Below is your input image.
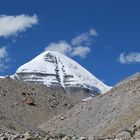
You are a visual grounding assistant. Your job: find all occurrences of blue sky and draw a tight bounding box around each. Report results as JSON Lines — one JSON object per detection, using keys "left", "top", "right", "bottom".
{"left": 0, "top": 0, "right": 139, "bottom": 86}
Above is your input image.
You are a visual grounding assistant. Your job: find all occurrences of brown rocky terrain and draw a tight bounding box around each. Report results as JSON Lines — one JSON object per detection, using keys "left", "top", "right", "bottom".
{"left": 39, "top": 73, "right": 140, "bottom": 139}
{"left": 0, "top": 78, "right": 79, "bottom": 133}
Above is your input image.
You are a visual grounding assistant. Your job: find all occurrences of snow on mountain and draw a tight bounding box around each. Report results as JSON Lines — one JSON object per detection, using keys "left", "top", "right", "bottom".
{"left": 14, "top": 51, "right": 111, "bottom": 95}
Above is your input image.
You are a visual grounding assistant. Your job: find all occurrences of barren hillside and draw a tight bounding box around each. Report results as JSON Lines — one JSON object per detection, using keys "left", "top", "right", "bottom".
{"left": 40, "top": 73, "right": 140, "bottom": 139}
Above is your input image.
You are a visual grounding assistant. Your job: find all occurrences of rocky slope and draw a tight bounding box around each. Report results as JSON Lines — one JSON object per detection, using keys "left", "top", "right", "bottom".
{"left": 0, "top": 78, "right": 79, "bottom": 133}
{"left": 0, "top": 65, "right": 140, "bottom": 139}
{"left": 39, "top": 73, "right": 140, "bottom": 139}
{"left": 13, "top": 51, "right": 110, "bottom": 98}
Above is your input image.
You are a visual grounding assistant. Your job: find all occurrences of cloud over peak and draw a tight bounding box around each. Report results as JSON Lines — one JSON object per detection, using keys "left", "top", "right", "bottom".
{"left": 46, "top": 41, "right": 72, "bottom": 55}
{"left": 0, "top": 14, "right": 38, "bottom": 37}
{"left": 45, "top": 29, "right": 97, "bottom": 58}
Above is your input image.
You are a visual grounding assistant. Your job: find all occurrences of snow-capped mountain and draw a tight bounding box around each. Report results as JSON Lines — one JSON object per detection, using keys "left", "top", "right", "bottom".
{"left": 13, "top": 51, "right": 111, "bottom": 96}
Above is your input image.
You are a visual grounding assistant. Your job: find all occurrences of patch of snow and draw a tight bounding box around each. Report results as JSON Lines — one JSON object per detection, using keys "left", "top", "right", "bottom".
{"left": 82, "top": 97, "right": 92, "bottom": 102}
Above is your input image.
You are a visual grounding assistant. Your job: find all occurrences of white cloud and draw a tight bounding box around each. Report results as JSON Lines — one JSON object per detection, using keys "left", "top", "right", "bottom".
{"left": 89, "top": 29, "right": 98, "bottom": 36}
{"left": 71, "top": 46, "right": 91, "bottom": 58}
{"left": 45, "top": 41, "right": 92, "bottom": 58}
{"left": 0, "top": 47, "right": 8, "bottom": 59}
{"left": 118, "top": 52, "right": 140, "bottom": 64}
{"left": 0, "top": 47, "right": 9, "bottom": 72}
{"left": 0, "top": 14, "right": 38, "bottom": 37}
{"left": 46, "top": 41, "right": 72, "bottom": 55}
{"left": 71, "top": 28, "right": 97, "bottom": 46}
{"left": 45, "top": 29, "right": 96, "bottom": 58}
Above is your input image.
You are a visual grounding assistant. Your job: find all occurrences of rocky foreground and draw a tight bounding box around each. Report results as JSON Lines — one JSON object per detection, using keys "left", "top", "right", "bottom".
{"left": 1, "top": 124, "right": 140, "bottom": 140}
{"left": 0, "top": 128, "right": 114, "bottom": 140}
{"left": 0, "top": 73, "right": 140, "bottom": 140}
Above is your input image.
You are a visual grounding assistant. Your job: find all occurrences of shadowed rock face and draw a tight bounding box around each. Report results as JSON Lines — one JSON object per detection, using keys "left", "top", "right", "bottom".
{"left": 39, "top": 73, "right": 140, "bottom": 138}
{"left": 65, "top": 87, "right": 100, "bottom": 99}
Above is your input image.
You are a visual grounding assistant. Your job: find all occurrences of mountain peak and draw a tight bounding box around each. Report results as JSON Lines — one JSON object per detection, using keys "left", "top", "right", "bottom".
{"left": 14, "top": 50, "right": 111, "bottom": 97}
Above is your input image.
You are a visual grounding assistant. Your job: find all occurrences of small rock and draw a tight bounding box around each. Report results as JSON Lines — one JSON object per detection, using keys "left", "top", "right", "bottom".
{"left": 25, "top": 96, "right": 36, "bottom": 106}
{"left": 80, "top": 137, "right": 89, "bottom": 140}
{"left": 133, "top": 131, "right": 140, "bottom": 139}
{"left": 22, "top": 92, "right": 26, "bottom": 96}
{"left": 11, "top": 134, "right": 20, "bottom": 140}
{"left": 60, "top": 116, "right": 66, "bottom": 120}
{"left": 116, "top": 131, "right": 131, "bottom": 140}
{"left": 62, "top": 136, "right": 72, "bottom": 140}
{"left": 44, "top": 134, "right": 50, "bottom": 140}
{"left": 0, "top": 134, "right": 4, "bottom": 137}
{"left": 0, "top": 137, "right": 8, "bottom": 140}
{"left": 20, "top": 135, "right": 25, "bottom": 139}
{"left": 133, "top": 119, "right": 140, "bottom": 130}
{"left": 37, "top": 129, "right": 47, "bottom": 138}
{"left": 21, "top": 135, "right": 32, "bottom": 140}
{"left": 71, "top": 135, "right": 79, "bottom": 140}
